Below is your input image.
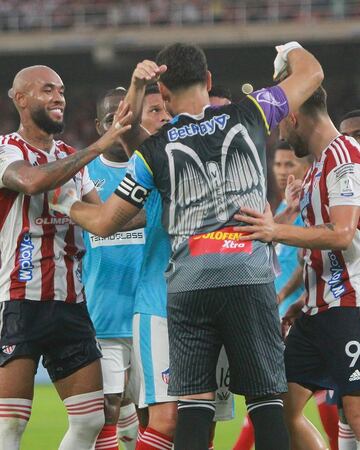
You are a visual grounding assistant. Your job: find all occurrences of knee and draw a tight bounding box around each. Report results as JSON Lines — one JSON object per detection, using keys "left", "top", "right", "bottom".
{"left": 149, "top": 404, "right": 177, "bottom": 436}
{"left": 104, "top": 393, "right": 122, "bottom": 424}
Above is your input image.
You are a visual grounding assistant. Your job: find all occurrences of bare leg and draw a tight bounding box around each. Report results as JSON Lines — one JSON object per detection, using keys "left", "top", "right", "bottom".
{"left": 284, "top": 383, "right": 328, "bottom": 450}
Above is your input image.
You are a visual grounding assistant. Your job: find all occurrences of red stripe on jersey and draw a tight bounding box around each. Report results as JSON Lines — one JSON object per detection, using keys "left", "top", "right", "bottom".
{"left": 64, "top": 225, "right": 76, "bottom": 303}
{"left": 0, "top": 189, "right": 19, "bottom": 232}
{"left": 9, "top": 195, "right": 31, "bottom": 300}
{"left": 33, "top": 150, "right": 56, "bottom": 301}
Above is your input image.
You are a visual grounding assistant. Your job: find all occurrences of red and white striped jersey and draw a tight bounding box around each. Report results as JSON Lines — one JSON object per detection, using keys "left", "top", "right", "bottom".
{"left": 300, "top": 135, "right": 360, "bottom": 315}
{"left": 0, "top": 132, "right": 94, "bottom": 303}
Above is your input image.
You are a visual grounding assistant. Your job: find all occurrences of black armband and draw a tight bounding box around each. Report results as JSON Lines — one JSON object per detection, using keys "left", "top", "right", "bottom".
{"left": 114, "top": 174, "right": 150, "bottom": 207}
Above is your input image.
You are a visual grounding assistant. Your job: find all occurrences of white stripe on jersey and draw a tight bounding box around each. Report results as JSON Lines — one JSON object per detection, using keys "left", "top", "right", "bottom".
{"left": 0, "top": 133, "right": 89, "bottom": 303}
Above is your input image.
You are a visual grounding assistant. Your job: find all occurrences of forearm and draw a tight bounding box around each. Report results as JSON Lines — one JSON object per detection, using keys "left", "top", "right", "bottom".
{"left": 119, "top": 209, "right": 146, "bottom": 231}
{"left": 278, "top": 266, "right": 303, "bottom": 302}
{"left": 70, "top": 195, "right": 141, "bottom": 238}
{"left": 4, "top": 145, "right": 101, "bottom": 195}
{"left": 274, "top": 223, "right": 349, "bottom": 250}
{"left": 121, "top": 83, "right": 149, "bottom": 155}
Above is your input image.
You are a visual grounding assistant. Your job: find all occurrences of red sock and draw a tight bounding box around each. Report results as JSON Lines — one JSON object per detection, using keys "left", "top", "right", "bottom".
{"left": 137, "top": 425, "right": 147, "bottom": 442}
{"left": 95, "top": 424, "right": 118, "bottom": 450}
{"left": 136, "top": 427, "right": 173, "bottom": 449}
{"left": 316, "top": 396, "right": 339, "bottom": 450}
{"left": 233, "top": 415, "right": 255, "bottom": 450}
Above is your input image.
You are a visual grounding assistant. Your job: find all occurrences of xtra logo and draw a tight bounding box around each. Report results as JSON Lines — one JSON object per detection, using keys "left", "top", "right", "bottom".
{"left": 161, "top": 368, "right": 170, "bottom": 384}
{"left": 1, "top": 344, "right": 16, "bottom": 355}
{"left": 18, "top": 233, "right": 34, "bottom": 282}
{"left": 328, "top": 252, "right": 346, "bottom": 298}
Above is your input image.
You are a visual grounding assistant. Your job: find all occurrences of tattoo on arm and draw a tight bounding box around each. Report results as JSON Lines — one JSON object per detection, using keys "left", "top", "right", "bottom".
{"left": 314, "top": 223, "right": 335, "bottom": 231}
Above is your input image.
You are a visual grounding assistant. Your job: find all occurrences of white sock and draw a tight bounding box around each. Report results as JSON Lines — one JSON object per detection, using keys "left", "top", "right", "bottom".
{"left": 339, "top": 421, "right": 356, "bottom": 450}
{"left": 59, "top": 390, "right": 105, "bottom": 450}
{"left": 117, "top": 403, "right": 139, "bottom": 450}
{"left": 356, "top": 440, "right": 360, "bottom": 450}
{"left": 0, "top": 398, "right": 32, "bottom": 450}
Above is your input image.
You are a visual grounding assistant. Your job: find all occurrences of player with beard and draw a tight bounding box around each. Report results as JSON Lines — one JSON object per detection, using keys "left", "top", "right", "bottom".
{"left": 0, "top": 65, "right": 132, "bottom": 450}
{"left": 340, "top": 110, "right": 360, "bottom": 145}
{"left": 49, "top": 42, "right": 323, "bottom": 450}
{"left": 235, "top": 87, "right": 360, "bottom": 450}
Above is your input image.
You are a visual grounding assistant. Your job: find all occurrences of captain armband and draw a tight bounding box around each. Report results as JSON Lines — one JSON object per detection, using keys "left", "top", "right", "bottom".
{"left": 114, "top": 174, "right": 150, "bottom": 207}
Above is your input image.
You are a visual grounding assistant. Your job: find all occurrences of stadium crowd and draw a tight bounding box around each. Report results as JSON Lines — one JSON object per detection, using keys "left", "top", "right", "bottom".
{"left": 0, "top": 0, "right": 358, "bottom": 31}
{"left": 1, "top": 34, "right": 360, "bottom": 450}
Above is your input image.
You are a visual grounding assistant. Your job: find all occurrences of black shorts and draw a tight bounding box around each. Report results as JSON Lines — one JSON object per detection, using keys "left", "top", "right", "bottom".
{"left": 285, "top": 307, "right": 360, "bottom": 397}
{"left": 0, "top": 300, "right": 102, "bottom": 382}
{"left": 167, "top": 283, "right": 287, "bottom": 398}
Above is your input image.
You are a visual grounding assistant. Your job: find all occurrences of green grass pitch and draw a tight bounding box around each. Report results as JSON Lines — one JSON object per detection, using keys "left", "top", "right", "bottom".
{"left": 20, "top": 384, "right": 326, "bottom": 450}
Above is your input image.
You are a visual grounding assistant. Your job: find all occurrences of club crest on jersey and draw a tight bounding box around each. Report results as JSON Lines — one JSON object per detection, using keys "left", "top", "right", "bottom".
{"left": 167, "top": 113, "right": 230, "bottom": 142}
{"left": 161, "top": 368, "right": 170, "bottom": 384}
{"left": 18, "top": 233, "right": 34, "bottom": 282}
{"left": 94, "top": 179, "right": 106, "bottom": 192}
{"left": 1, "top": 345, "right": 16, "bottom": 355}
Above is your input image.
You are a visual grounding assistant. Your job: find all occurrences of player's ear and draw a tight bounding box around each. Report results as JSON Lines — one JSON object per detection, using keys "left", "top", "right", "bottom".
{"left": 158, "top": 82, "right": 170, "bottom": 103}
{"left": 14, "top": 91, "right": 27, "bottom": 109}
{"left": 206, "top": 70, "right": 212, "bottom": 92}
{"left": 95, "top": 119, "right": 102, "bottom": 136}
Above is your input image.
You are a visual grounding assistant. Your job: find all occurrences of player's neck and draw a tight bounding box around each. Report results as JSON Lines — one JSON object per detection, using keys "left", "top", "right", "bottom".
{"left": 103, "top": 147, "right": 128, "bottom": 163}
{"left": 172, "top": 88, "right": 209, "bottom": 117}
{"left": 17, "top": 123, "right": 53, "bottom": 152}
{"left": 308, "top": 117, "right": 339, "bottom": 160}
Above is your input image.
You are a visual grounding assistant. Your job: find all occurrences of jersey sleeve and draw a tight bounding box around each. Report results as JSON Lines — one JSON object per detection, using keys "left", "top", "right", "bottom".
{"left": 327, "top": 162, "right": 360, "bottom": 207}
{"left": 81, "top": 166, "right": 95, "bottom": 198}
{"left": 114, "top": 150, "right": 155, "bottom": 208}
{"left": 247, "top": 86, "right": 289, "bottom": 133}
{"left": 0, "top": 144, "right": 25, "bottom": 188}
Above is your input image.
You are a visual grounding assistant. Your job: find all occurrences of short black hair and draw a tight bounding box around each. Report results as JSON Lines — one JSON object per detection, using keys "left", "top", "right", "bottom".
{"left": 299, "top": 86, "right": 328, "bottom": 117}
{"left": 96, "top": 86, "right": 127, "bottom": 119}
{"left": 274, "top": 141, "right": 292, "bottom": 151}
{"left": 209, "top": 85, "right": 232, "bottom": 101}
{"left": 340, "top": 109, "right": 360, "bottom": 122}
{"left": 156, "top": 43, "right": 208, "bottom": 92}
{"left": 145, "top": 83, "right": 160, "bottom": 96}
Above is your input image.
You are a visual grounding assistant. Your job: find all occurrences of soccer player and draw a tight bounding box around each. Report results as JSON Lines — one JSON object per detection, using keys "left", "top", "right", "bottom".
{"left": 209, "top": 85, "right": 232, "bottom": 106}
{"left": 235, "top": 86, "right": 360, "bottom": 450}
{"left": 82, "top": 87, "right": 146, "bottom": 450}
{"left": 0, "top": 65, "right": 131, "bottom": 450}
{"left": 340, "top": 110, "right": 360, "bottom": 144}
{"left": 234, "top": 141, "right": 339, "bottom": 450}
{"left": 129, "top": 82, "right": 234, "bottom": 450}
{"left": 49, "top": 42, "right": 323, "bottom": 450}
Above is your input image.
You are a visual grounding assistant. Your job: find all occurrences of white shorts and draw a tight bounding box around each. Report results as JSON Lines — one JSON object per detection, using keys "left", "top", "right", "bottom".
{"left": 98, "top": 338, "right": 132, "bottom": 395}
{"left": 133, "top": 313, "right": 234, "bottom": 420}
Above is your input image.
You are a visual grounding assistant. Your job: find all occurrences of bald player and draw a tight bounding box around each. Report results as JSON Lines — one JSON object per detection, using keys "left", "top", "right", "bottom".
{"left": 340, "top": 110, "right": 360, "bottom": 145}
{"left": 0, "top": 65, "right": 131, "bottom": 450}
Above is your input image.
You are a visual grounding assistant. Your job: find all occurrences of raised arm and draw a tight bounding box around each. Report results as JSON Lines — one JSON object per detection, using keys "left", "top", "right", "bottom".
{"left": 276, "top": 42, "right": 324, "bottom": 113}
{"left": 121, "top": 60, "right": 167, "bottom": 155}
{"left": 1, "top": 102, "right": 132, "bottom": 195}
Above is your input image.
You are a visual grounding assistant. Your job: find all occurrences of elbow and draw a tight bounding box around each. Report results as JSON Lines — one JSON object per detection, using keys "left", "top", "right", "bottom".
{"left": 21, "top": 181, "right": 44, "bottom": 196}
{"left": 333, "top": 230, "right": 354, "bottom": 251}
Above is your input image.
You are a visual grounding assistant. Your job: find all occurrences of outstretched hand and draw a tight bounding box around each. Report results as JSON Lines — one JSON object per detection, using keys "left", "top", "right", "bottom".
{"left": 131, "top": 60, "right": 167, "bottom": 88}
{"left": 233, "top": 202, "right": 276, "bottom": 242}
{"left": 95, "top": 101, "right": 133, "bottom": 153}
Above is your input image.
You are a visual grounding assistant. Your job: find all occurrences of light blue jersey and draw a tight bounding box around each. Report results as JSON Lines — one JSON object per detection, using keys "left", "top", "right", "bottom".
{"left": 134, "top": 189, "right": 171, "bottom": 318}
{"left": 275, "top": 200, "right": 304, "bottom": 317}
{"left": 83, "top": 155, "right": 146, "bottom": 338}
